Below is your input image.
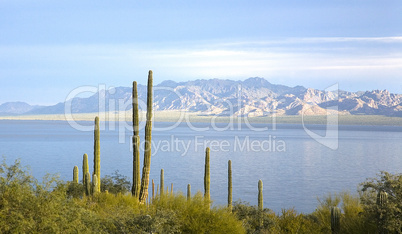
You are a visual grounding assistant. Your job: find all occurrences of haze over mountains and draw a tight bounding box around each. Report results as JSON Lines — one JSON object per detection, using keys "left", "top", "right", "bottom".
{"left": 1, "top": 77, "right": 402, "bottom": 117}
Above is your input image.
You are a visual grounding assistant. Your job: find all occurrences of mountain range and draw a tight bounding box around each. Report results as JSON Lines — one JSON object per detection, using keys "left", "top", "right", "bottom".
{"left": 1, "top": 77, "right": 402, "bottom": 117}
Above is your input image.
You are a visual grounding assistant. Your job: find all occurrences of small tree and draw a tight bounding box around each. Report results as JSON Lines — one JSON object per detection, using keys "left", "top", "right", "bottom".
{"left": 360, "top": 171, "right": 402, "bottom": 232}
{"left": 101, "top": 170, "right": 131, "bottom": 194}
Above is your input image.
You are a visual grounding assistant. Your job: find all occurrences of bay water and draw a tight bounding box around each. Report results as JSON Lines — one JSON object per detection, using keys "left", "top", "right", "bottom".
{"left": 1, "top": 120, "right": 401, "bottom": 213}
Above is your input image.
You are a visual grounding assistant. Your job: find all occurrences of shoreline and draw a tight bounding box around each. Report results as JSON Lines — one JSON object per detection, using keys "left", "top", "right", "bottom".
{"left": 1, "top": 111, "right": 402, "bottom": 126}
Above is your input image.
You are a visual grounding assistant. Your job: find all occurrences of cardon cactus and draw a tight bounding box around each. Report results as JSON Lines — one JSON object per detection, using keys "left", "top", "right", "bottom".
{"left": 82, "top": 153, "right": 89, "bottom": 182}
{"left": 92, "top": 173, "right": 99, "bottom": 194}
{"left": 152, "top": 179, "right": 155, "bottom": 200}
{"left": 228, "top": 160, "right": 232, "bottom": 211}
{"left": 84, "top": 171, "right": 91, "bottom": 196}
{"left": 160, "top": 169, "right": 164, "bottom": 196}
{"left": 139, "top": 70, "right": 153, "bottom": 203}
{"left": 204, "top": 147, "right": 210, "bottom": 200}
{"left": 93, "top": 116, "right": 101, "bottom": 192}
{"left": 331, "top": 206, "right": 341, "bottom": 234}
{"left": 73, "top": 166, "right": 79, "bottom": 184}
{"left": 258, "top": 180, "right": 263, "bottom": 211}
{"left": 132, "top": 81, "right": 141, "bottom": 198}
{"left": 187, "top": 184, "right": 191, "bottom": 201}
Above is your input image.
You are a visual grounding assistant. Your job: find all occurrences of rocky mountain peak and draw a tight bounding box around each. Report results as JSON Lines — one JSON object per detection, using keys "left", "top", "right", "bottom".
{"left": 2, "top": 78, "right": 401, "bottom": 117}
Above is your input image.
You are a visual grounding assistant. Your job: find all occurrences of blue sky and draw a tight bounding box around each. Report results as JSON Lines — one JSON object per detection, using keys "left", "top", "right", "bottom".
{"left": 1, "top": 1, "right": 401, "bottom": 105}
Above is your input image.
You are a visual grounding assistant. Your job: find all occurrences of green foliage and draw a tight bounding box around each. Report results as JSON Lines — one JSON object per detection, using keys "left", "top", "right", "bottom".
{"left": 139, "top": 70, "right": 153, "bottom": 203}
{"left": 276, "top": 208, "right": 322, "bottom": 234}
{"left": 3, "top": 159, "right": 402, "bottom": 233}
{"left": 100, "top": 170, "right": 131, "bottom": 195}
{"left": 93, "top": 116, "right": 101, "bottom": 192}
{"left": 338, "top": 192, "right": 368, "bottom": 233}
{"left": 152, "top": 192, "right": 245, "bottom": 233}
{"left": 311, "top": 192, "right": 371, "bottom": 234}
{"left": 232, "top": 201, "right": 275, "bottom": 233}
{"left": 1, "top": 160, "right": 245, "bottom": 233}
{"left": 331, "top": 206, "right": 341, "bottom": 234}
{"left": 360, "top": 171, "right": 402, "bottom": 232}
{"left": 233, "top": 202, "right": 321, "bottom": 233}
{"left": 67, "top": 181, "right": 83, "bottom": 198}
{"left": 0, "top": 159, "right": 90, "bottom": 232}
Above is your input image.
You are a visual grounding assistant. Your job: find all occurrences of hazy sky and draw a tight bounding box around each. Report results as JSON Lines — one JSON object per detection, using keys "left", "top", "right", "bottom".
{"left": 1, "top": 1, "right": 401, "bottom": 105}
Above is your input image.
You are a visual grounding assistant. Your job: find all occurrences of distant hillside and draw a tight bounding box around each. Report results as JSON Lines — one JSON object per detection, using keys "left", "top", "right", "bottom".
{"left": 2, "top": 78, "right": 402, "bottom": 117}
{"left": 0, "top": 102, "right": 42, "bottom": 115}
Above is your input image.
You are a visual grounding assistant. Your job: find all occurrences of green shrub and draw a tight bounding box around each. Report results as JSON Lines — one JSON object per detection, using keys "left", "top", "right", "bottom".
{"left": 232, "top": 200, "right": 275, "bottom": 233}
{"left": 0, "top": 159, "right": 90, "bottom": 233}
{"left": 153, "top": 192, "right": 245, "bottom": 233}
{"left": 311, "top": 192, "right": 372, "bottom": 234}
{"left": 100, "top": 170, "right": 131, "bottom": 195}
{"left": 360, "top": 171, "right": 402, "bottom": 233}
{"left": 275, "top": 208, "right": 321, "bottom": 234}
{"left": 2, "top": 159, "right": 402, "bottom": 233}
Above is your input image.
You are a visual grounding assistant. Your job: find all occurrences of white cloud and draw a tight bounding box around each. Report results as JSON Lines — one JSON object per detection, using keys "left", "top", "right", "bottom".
{"left": 0, "top": 37, "right": 401, "bottom": 89}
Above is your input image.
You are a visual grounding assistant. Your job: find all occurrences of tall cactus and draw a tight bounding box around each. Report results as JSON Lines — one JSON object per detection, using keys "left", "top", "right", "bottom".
{"left": 258, "top": 180, "right": 263, "bottom": 211}
{"left": 139, "top": 70, "right": 153, "bottom": 203}
{"left": 152, "top": 179, "right": 155, "bottom": 200}
{"left": 73, "top": 166, "right": 79, "bottom": 184}
{"left": 82, "top": 153, "right": 89, "bottom": 182}
{"left": 160, "top": 169, "right": 164, "bottom": 196}
{"left": 84, "top": 171, "right": 91, "bottom": 196}
{"left": 204, "top": 147, "right": 210, "bottom": 201}
{"left": 93, "top": 116, "right": 101, "bottom": 192}
{"left": 187, "top": 184, "right": 191, "bottom": 201}
{"left": 92, "top": 173, "right": 99, "bottom": 194}
{"left": 331, "top": 206, "right": 341, "bottom": 234}
{"left": 132, "top": 81, "right": 141, "bottom": 198}
{"left": 228, "top": 160, "right": 232, "bottom": 211}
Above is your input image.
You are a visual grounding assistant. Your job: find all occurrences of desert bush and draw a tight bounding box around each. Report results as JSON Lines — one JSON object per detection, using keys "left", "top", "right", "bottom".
{"left": 360, "top": 171, "right": 402, "bottom": 233}
{"left": 232, "top": 201, "right": 275, "bottom": 233}
{"left": 100, "top": 170, "right": 131, "bottom": 195}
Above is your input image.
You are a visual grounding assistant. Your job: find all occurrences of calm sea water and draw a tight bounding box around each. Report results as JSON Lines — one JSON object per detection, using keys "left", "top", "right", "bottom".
{"left": 1, "top": 120, "right": 401, "bottom": 213}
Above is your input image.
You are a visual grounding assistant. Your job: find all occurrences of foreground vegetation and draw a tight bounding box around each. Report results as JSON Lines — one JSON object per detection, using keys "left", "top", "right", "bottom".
{"left": 1, "top": 159, "right": 401, "bottom": 233}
